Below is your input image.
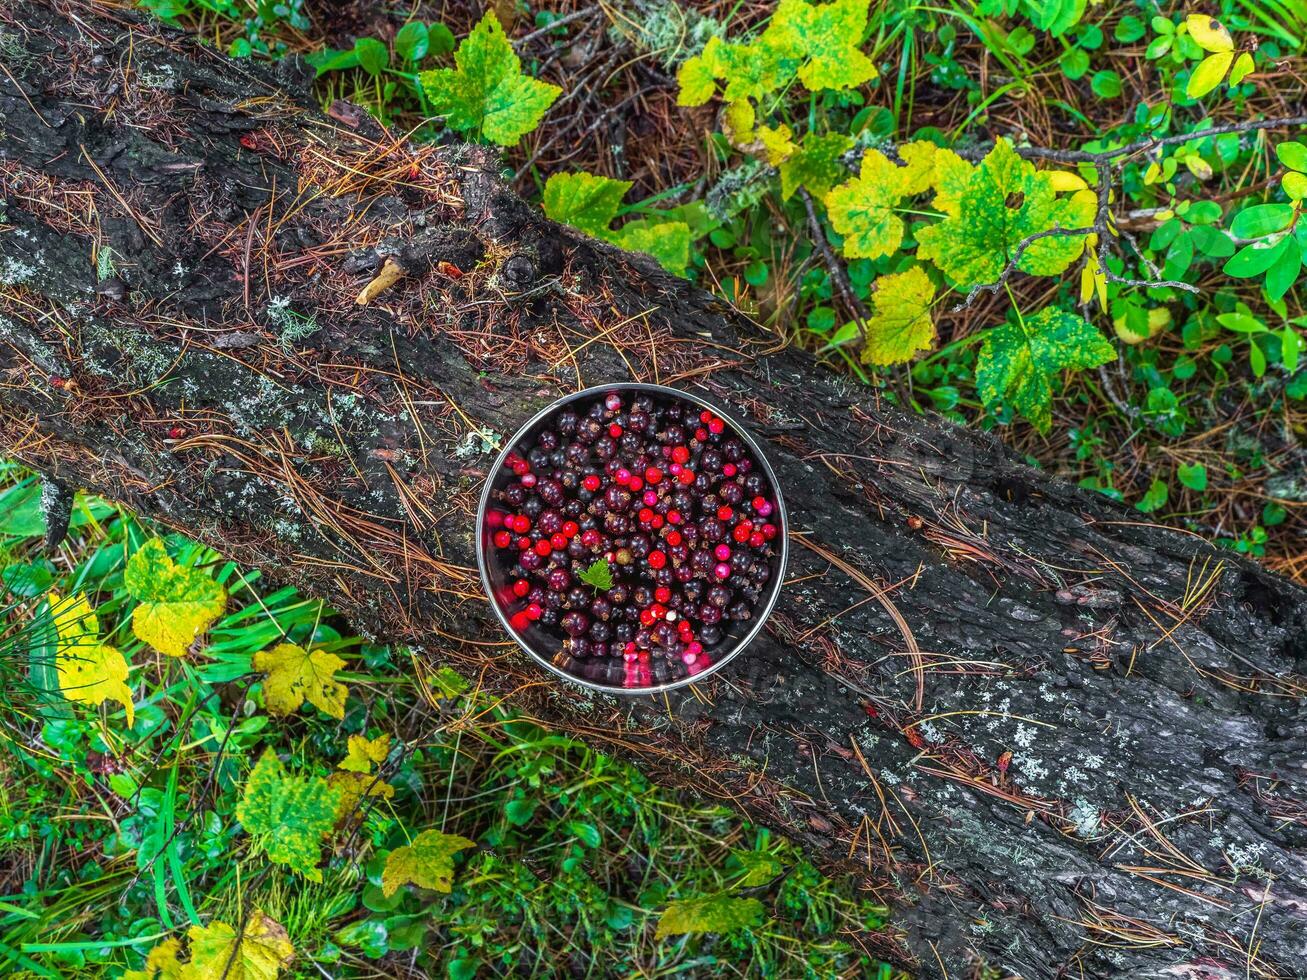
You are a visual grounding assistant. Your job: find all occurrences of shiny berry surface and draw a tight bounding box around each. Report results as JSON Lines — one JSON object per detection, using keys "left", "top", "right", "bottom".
{"left": 484, "top": 390, "right": 783, "bottom": 689}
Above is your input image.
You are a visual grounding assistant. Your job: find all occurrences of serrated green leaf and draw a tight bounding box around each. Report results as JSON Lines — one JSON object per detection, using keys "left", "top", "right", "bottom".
{"left": 614, "top": 220, "right": 692, "bottom": 275}
{"left": 860, "top": 266, "right": 936, "bottom": 365}
{"left": 542, "top": 172, "right": 633, "bottom": 237}
{"left": 419, "top": 12, "right": 561, "bottom": 145}
{"left": 823, "top": 149, "right": 910, "bottom": 259}
{"left": 381, "top": 829, "right": 477, "bottom": 896}
{"left": 124, "top": 539, "right": 226, "bottom": 658}
{"left": 578, "top": 559, "right": 614, "bottom": 591}
{"left": 779, "top": 132, "right": 852, "bottom": 201}
{"left": 731, "top": 850, "right": 784, "bottom": 886}
{"left": 655, "top": 893, "right": 765, "bottom": 938}
{"left": 916, "top": 139, "right": 1095, "bottom": 288}
{"left": 236, "top": 750, "right": 342, "bottom": 881}
{"left": 975, "top": 308, "right": 1114, "bottom": 432}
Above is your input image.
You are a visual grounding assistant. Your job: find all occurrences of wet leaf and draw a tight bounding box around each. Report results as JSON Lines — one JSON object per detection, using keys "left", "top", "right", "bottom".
{"left": 236, "top": 749, "right": 341, "bottom": 881}
{"left": 381, "top": 829, "right": 477, "bottom": 896}
{"left": 124, "top": 539, "right": 226, "bottom": 658}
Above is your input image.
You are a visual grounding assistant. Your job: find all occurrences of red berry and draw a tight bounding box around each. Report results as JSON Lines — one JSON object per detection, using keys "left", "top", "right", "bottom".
{"left": 512, "top": 579, "right": 530, "bottom": 597}
{"left": 521, "top": 473, "right": 537, "bottom": 488}
{"left": 733, "top": 520, "right": 753, "bottom": 543}
{"left": 583, "top": 475, "right": 601, "bottom": 492}
{"left": 723, "top": 463, "right": 737, "bottom": 477}
{"left": 516, "top": 536, "right": 532, "bottom": 550}
{"left": 672, "top": 445, "right": 690, "bottom": 464}
{"left": 493, "top": 530, "right": 512, "bottom": 548}
{"left": 667, "top": 510, "right": 682, "bottom": 524}
{"left": 49, "top": 375, "right": 66, "bottom": 388}
{"left": 628, "top": 476, "right": 643, "bottom": 491}
{"left": 645, "top": 467, "right": 663, "bottom": 484}
{"left": 550, "top": 533, "right": 568, "bottom": 550}
{"left": 655, "top": 586, "right": 671, "bottom": 603}
{"left": 695, "top": 428, "right": 708, "bottom": 442}
{"left": 639, "top": 507, "right": 654, "bottom": 523}
{"left": 639, "top": 608, "right": 656, "bottom": 626}
{"left": 700, "top": 410, "right": 712, "bottom": 424}
{"left": 534, "top": 539, "right": 553, "bottom": 556}
{"left": 608, "top": 423, "right": 623, "bottom": 438}
{"left": 510, "top": 611, "right": 532, "bottom": 631}
{"left": 708, "top": 418, "right": 725, "bottom": 434}
{"left": 615, "top": 468, "right": 631, "bottom": 485}
{"left": 525, "top": 603, "right": 543, "bottom": 621}
{"left": 678, "top": 470, "right": 695, "bottom": 485}
{"left": 761, "top": 523, "right": 778, "bottom": 540}
{"left": 749, "top": 531, "right": 765, "bottom": 547}
{"left": 716, "top": 505, "right": 733, "bottom": 521}
{"left": 665, "top": 530, "right": 682, "bottom": 546}
{"left": 581, "top": 529, "right": 601, "bottom": 548}
{"left": 562, "top": 521, "right": 579, "bottom": 537}
{"left": 648, "top": 550, "right": 667, "bottom": 569}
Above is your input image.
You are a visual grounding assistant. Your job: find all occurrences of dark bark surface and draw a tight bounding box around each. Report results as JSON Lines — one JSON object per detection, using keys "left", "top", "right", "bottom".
{"left": 3, "top": 3, "right": 1307, "bottom": 976}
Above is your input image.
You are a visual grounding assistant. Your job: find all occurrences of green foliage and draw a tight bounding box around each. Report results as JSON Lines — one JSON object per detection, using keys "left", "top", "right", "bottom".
{"left": 124, "top": 538, "right": 226, "bottom": 658}
{"left": 542, "top": 173, "right": 693, "bottom": 274}
{"left": 577, "top": 558, "right": 614, "bottom": 591}
{"left": 237, "top": 750, "right": 342, "bottom": 881}
{"left": 656, "top": 893, "right": 765, "bottom": 938}
{"left": 419, "top": 12, "right": 561, "bottom": 145}
{"left": 976, "top": 308, "right": 1114, "bottom": 431}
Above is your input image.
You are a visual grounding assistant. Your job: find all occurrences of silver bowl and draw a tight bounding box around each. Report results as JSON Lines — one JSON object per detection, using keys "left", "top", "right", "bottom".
{"left": 475, "top": 383, "right": 788, "bottom": 695}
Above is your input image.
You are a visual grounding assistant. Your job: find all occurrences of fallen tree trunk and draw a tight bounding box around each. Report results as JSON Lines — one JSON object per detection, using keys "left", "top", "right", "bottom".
{"left": 3, "top": 3, "right": 1306, "bottom": 976}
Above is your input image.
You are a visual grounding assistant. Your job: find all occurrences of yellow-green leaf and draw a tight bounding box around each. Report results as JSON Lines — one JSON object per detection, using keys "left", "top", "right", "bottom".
{"left": 123, "top": 938, "right": 184, "bottom": 980}
{"left": 328, "top": 770, "right": 396, "bottom": 824}
{"left": 253, "top": 642, "right": 348, "bottom": 720}
{"left": 768, "top": 0, "right": 877, "bottom": 91}
{"left": 614, "top": 220, "right": 693, "bottom": 276}
{"left": 236, "top": 749, "right": 342, "bottom": 881}
{"left": 381, "top": 829, "right": 477, "bottom": 896}
{"left": 860, "top": 266, "right": 936, "bottom": 366}
{"left": 418, "top": 12, "right": 561, "bottom": 146}
{"left": 1186, "top": 51, "right": 1234, "bottom": 99}
{"left": 542, "top": 172, "right": 632, "bottom": 238}
{"left": 976, "top": 308, "right": 1115, "bottom": 432}
{"left": 676, "top": 51, "right": 718, "bottom": 106}
{"left": 916, "top": 139, "right": 1095, "bottom": 288}
{"left": 49, "top": 591, "right": 134, "bottom": 727}
{"left": 823, "top": 149, "right": 910, "bottom": 259}
{"left": 124, "top": 539, "right": 226, "bottom": 658}
{"left": 1229, "top": 51, "right": 1254, "bottom": 85}
{"left": 779, "top": 132, "right": 852, "bottom": 201}
{"left": 1282, "top": 171, "right": 1307, "bottom": 200}
{"left": 1186, "top": 14, "right": 1234, "bottom": 52}
{"left": 655, "top": 892, "right": 765, "bottom": 938}
{"left": 339, "top": 733, "right": 391, "bottom": 773}
{"left": 184, "top": 911, "right": 294, "bottom": 980}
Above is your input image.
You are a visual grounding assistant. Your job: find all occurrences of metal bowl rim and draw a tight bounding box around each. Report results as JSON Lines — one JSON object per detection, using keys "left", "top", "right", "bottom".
{"left": 475, "top": 381, "right": 789, "bottom": 696}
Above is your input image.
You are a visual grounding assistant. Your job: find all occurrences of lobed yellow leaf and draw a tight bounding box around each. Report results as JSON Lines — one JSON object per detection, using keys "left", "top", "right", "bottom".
{"left": 49, "top": 591, "right": 135, "bottom": 727}
{"left": 124, "top": 539, "right": 226, "bottom": 658}
{"left": 253, "top": 642, "right": 348, "bottom": 720}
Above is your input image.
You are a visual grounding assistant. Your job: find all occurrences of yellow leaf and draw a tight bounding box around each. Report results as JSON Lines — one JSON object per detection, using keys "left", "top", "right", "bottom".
{"left": 897, "top": 140, "right": 940, "bottom": 196}
{"left": 757, "top": 124, "right": 797, "bottom": 165}
{"left": 124, "top": 539, "right": 227, "bottom": 657}
{"left": 253, "top": 643, "right": 348, "bottom": 720}
{"left": 1284, "top": 171, "right": 1307, "bottom": 200}
{"left": 722, "top": 100, "right": 755, "bottom": 146}
{"left": 329, "top": 770, "right": 396, "bottom": 824}
{"left": 1186, "top": 14, "right": 1234, "bottom": 52}
{"left": 381, "top": 829, "right": 476, "bottom": 896}
{"left": 1186, "top": 51, "right": 1234, "bottom": 99}
{"left": 860, "top": 266, "right": 937, "bottom": 365}
{"left": 184, "top": 911, "right": 294, "bottom": 980}
{"left": 1229, "top": 51, "right": 1255, "bottom": 85}
{"left": 1046, "top": 169, "right": 1088, "bottom": 192}
{"left": 49, "top": 592, "right": 135, "bottom": 727}
{"left": 339, "top": 734, "right": 391, "bottom": 773}
{"left": 123, "top": 937, "right": 184, "bottom": 980}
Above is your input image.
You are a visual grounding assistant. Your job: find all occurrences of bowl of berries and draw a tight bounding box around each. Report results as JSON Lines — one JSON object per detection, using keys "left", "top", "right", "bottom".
{"left": 477, "top": 383, "right": 787, "bottom": 694}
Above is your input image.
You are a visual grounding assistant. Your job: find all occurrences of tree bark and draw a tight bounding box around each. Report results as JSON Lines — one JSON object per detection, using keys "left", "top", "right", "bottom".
{"left": 3, "top": 3, "right": 1307, "bottom": 976}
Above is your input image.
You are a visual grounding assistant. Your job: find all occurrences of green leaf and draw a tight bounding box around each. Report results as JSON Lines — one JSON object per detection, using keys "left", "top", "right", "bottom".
{"left": 1229, "top": 51, "right": 1255, "bottom": 85}
{"left": 236, "top": 750, "right": 342, "bottom": 881}
{"left": 613, "top": 220, "right": 692, "bottom": 276}
{"left": 1177, "top": 462, "right": 1207, "bottom": 492}
{"left": 394, "top": 22, "right": 429, "bottom": 63}
{"left": 975, "top": 308, "right": 1114, "bottom": 432}
{"left": 1276, "top": 141, "right": 1307, "bottom": 173}
{"left": 1265, "top": 238, "right": 1302, "bottom": 302}
{"left": 1115, "top": 15, "right": 1145, "bottom": 42}
{"left": 779, "top": 132, "right": 852, "bottom": 201}
{"left": 1230, "top": 203, "right": 1294, "bottom": 239}
{"left": 381, "top": 829, "right": 477, "bottom": 896}
{"left": 428, "top": 22, "right": 456, "bottom": 55}
{"left": 568, "top": 820, "right": 602, "bottom": 848}
{"left": 916, "top": 139, "right": 1095, "bottom": 289}
{"left": 354, "top": 38, "right": 389, "bottom": 76}
{"left": 1224, "top": 237, "right": 1292, "bottom": 278}
{"left": 542, "top": 172, "right": 632, "bottom": 237}
{"left": 1059, "top": 48, "right": 1089, "bottom": 80}
{"left": 419, "top": 12, "right": 561, "bottom": 145}
{"left": 767, "top": 0, "right": 878, "bottom": 91}
{"left": 578, "top": 559, "right": 614, "bottom": 591}
{"left": 253, "top": 642, "right": 349, "bottom": 720}
{"left": 655, "top": 893, "right": 765, "bottom": 938}
{"left": 823, "top": 149, "right": 910, "bottom": 260}
{"left": 1090, "top": 70, "right": 1122, "bottom": 98}
{"left": 305, "top": 47, "right": 361, "bottom": 76}
{"left": 1283, "top": 172, "right": 1307, "bottom": 200}
{"left": 860, "top": 266, "right": 936, "bottom": 365}
{"left": 731, "top": 850, "right": 784, "bottom": 886}
{"left": 124, "top": 539, "right": 227, "bottom": 658}
{"left": 1186, "top": 51, "right": 1233, "bottom": 99}
{"left": 1135, "top": 477, "right": 1169, "bottom": 513}
{"left": 431, "top": 665, "right": 469, "bottom": 699}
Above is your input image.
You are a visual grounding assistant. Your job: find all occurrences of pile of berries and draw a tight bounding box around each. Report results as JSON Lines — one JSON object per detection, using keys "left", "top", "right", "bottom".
{"left": 484, "top": 389, "right": 782, "bottom": 689}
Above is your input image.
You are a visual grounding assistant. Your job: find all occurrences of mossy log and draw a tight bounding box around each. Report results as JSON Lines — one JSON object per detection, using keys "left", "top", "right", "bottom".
{"left": 2, "top": 3, "right": 1306, "bottom": 976}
